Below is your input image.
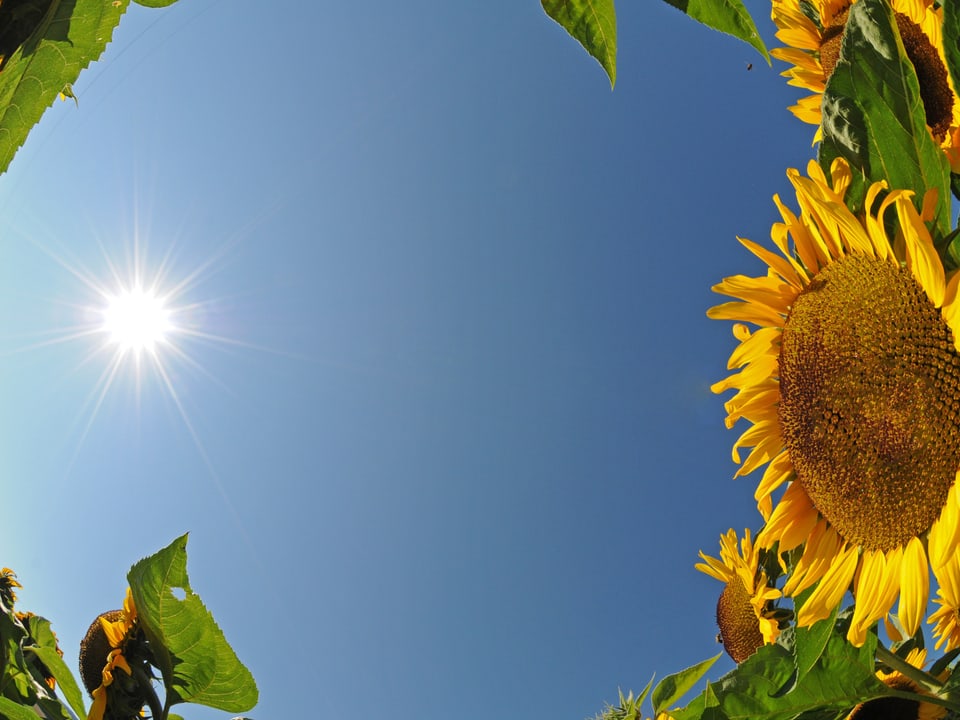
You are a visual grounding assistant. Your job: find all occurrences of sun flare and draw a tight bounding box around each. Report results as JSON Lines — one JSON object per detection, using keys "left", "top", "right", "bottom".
{"left": 101, "top": 286, "right": 172, "bottom": 354}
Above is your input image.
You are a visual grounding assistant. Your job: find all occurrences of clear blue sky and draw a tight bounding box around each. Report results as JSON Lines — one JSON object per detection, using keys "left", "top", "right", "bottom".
{"left": 0, "top": 2, "right": 821, "bottom": 718}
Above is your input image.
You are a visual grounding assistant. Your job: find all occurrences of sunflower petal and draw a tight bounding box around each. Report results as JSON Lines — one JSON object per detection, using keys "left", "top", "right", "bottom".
{"left": 898, "top": 536, "right": 930, "bottom": 637}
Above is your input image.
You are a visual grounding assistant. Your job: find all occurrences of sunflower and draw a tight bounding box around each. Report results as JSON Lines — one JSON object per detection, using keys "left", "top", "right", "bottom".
{"left": 771, "top": 0, "right": 960, "bottom": 169}
{"left": 80, "top": 588, "right": 145, "bottom": 720}
{"left": 709, "top": 157, "right": 960, "bottom": 647}
{"left": 847, "top": 648, "right": 946, "bottom": 720}
{"left": 0, "top": 567, "right": 21, "bottom": 608}
{"left": 696, "top": 528, "right": 782, "bottom": 662}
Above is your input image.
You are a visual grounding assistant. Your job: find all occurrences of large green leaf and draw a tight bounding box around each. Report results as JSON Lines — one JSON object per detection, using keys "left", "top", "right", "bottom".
{"left": 652, "top": 654, "right": 721, "bottom": 716}
{"left": 819, "top": 0, "right": 951, "bottom": 239}
{"left": 127, "top": 534, "right": 258, "bottom": 713}
{"left": 659, "top": 0, "right": 769, "bottom": 63}
{"left": 0, "top": 0, "right": 130, "bottom": 175}
{"left": 541, "top": 0, "right": 617, "bottom": 88}
{"left": 673, "top": 630, "right": 889, "bottom": 720}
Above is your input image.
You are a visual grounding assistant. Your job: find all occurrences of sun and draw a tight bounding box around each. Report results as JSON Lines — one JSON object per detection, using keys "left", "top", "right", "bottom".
{"left": 101, "top": 286, "right": 173, "bottom": 354}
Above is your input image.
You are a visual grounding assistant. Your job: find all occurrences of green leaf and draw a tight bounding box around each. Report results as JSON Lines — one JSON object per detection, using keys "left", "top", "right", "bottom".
{"left": 25, "top": 646, "right": 85, "bottom": 720}
{"left": 0, "top": 696, "right": 46, "bottom": 720}
{"left": 929, "top": 646, "right": 960, "bottom": 678}
{"left": 541, "top": 0, "right": 617, "bottom": 88}
{"left": 819, "top": 0, "right": 951, "bottom": 240}
{"left": 652, "top": 654, "right": 721, "bottom": 716}
{"left": 673, "top": 630, "right": 888, "bottom": 720}
{"left": 777, "top": 598, "right": 840, "bottom": 696}
{"left": 0, "top": 612, "right": 35, "bottom": 704}
{"left": 133, "top": 0, "right": 178, "bottom": 6}
{"left": 127, "top": 534, "right": 258, "bottom": 713}
{"left": 16, "top": 614, "right": 82, "bottom": 718}
{"left": 942, "top": 1, "right": 960, "bottom": 108}
{"left": 659, "top": 0, "right": 769, "bottom": 63}
{"left": 0, "top": 0, "right": 128, "bottom": 175}
{"left": 33, "top": 695, "right": 70, "bottom": 720}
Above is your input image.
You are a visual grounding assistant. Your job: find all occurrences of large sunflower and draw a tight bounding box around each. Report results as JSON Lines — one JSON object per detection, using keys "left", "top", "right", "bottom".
{"left": 709, "top": 157, "right": 960, "bottom": 646}
{"left": 771, "top": 0, "right": 960, "bottom": 168}
{"left": 696, "top": 528, "right": 782, "bottom": 662}
{"left": 0, "top": 567, "right": 20, "bottom": 608}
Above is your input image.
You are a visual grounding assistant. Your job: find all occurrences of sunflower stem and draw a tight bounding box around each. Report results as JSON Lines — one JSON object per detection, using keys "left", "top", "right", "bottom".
{"left": 132, "top": 663, "right": 164, "bottom": 720}
{"left": 875, "top": 644, "right": 944, "bottom": 695}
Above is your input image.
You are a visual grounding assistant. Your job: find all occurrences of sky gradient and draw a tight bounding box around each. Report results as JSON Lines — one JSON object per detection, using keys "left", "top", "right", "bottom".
{"left": 0, "top": 2, "right": 823, "bottom": 718}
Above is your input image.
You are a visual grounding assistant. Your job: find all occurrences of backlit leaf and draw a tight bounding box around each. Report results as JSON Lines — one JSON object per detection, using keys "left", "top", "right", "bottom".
{"left": 660, "top": 0, "right": 769, "bottom": 63}
{"left": 653, "top": 654, "right": 722, "bottom": 716}
{"left": 541, "top": 0, "right": 617, "bottom": 88}
{"left": 0, "top": 0, "right": 127, "bottom": 175}
{"left": 128, "top": 534, "right": 258, "bottom": 713}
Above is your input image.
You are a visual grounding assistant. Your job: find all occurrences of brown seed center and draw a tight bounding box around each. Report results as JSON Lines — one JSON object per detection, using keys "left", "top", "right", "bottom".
{"left": 716, "top": 577, "right": 764, "bottom": 664}
{"left": 819, "top": 6, "right": 954, "bottom": 141}
{"left": 778, "top": 255, "right": 960, "bottom": 551}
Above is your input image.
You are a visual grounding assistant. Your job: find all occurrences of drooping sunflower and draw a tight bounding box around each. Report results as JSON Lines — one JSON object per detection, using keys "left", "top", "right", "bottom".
{"left": 847, "top": 648, "right": 946, "bottom": 720}
{"left": 696, "top": 528, "right": 782, "bottom": 662}
{"left": 771, "top": 0, "right": 960, "bottom": 169}
{"left": 0, "top": 567, "right": 21, "bottom": 607}
{"left": 80, "top": 588, "right": 146, "bottom": 720}
{"left": 709, "top": 157, "right": 960, "bottom": 646}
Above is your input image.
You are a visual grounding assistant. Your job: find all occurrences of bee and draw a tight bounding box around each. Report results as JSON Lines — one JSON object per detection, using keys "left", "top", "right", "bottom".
{"left": 746, "top": 63, "right": 753, "bottom": 71}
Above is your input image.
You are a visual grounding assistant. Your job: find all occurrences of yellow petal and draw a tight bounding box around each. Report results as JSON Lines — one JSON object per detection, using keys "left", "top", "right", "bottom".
{"left": 758, "top": 481, "right": 818, "bottom": 551}
{"left": 898, "top": 193, "right": 945, "bottom": 307}
{"left": 898, "top": 536, "right": 930, "bottom": 637}
{"left": 928, "top": 478, "right": 960, "bottom": 571}
{"left": 87, "top": 687, "right": 107, "bottom": 720}
{"left": 848, "top": 547, "right": 901, "bottom": 646}
{"left": 797, "top": 543, "right": 858, "bottom": 628}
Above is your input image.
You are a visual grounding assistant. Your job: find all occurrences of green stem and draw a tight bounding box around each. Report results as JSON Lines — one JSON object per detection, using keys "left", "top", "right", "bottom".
{"left": 132, "top": 663, "right": 164, "bottom": 720}
{"left": 875, "top": 645, "right": 942, "bottom": 694}
{"left": 875, "top": 645, "right": 960, "bottom": 713}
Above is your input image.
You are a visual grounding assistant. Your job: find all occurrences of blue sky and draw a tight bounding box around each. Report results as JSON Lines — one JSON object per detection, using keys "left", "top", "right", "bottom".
{"left": 0, "top": 1, "right": 825, "bottom": 718}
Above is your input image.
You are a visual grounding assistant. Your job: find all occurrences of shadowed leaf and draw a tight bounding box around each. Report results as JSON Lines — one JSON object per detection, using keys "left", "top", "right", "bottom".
{"left": 819, "top": 0, "right": 950, "bottom": 240}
